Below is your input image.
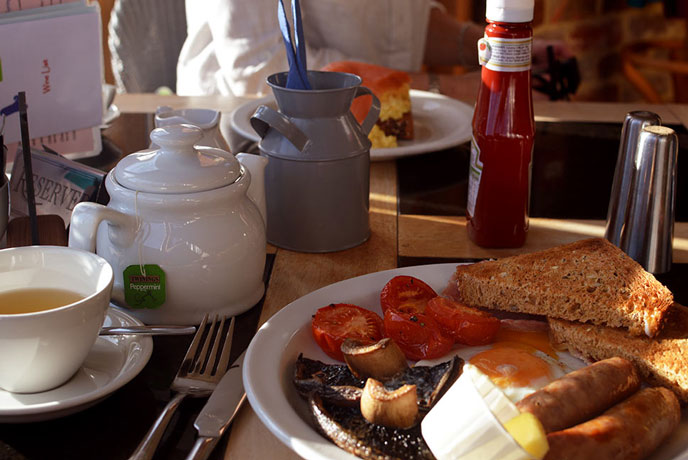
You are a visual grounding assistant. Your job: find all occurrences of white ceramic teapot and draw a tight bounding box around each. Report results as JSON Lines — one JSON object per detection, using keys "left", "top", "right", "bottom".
{"left": 69, "top": 124, "right": 268, "bottom": 325}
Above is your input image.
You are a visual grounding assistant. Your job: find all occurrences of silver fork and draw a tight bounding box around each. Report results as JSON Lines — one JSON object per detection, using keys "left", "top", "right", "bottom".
{"left": 129, "top": 314, "right": 236, "bottom": 460}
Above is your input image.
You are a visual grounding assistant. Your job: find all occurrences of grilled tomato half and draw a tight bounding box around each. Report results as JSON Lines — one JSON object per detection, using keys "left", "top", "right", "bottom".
{"left": 383, "top": 309, "right": 453, "bottom": 361}
{"left": 312, "top": 303, "right": 385, "bottom": 361}
{"left": 426, "top": 296, "right": 500, "bottom": 346}
{"left": 380, "top": 275, "right": 438, "bottom": 315}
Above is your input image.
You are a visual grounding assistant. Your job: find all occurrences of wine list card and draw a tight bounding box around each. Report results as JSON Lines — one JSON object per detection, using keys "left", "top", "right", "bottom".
{"left": 0, "top": 4, "right": 103, "bottom": 144}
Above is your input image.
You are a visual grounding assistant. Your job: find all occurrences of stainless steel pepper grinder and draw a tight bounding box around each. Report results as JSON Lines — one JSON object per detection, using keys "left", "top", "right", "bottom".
{"left": 605, "top": 112, "right": 678, "bottom": 274}
{"left": 605, "top": 111, "right": 661, "bottom": 247}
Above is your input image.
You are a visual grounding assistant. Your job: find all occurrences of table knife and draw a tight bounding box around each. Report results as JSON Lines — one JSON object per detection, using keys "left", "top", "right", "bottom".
{"left": 185, "top": 350, "right": 247, "bottom": 460}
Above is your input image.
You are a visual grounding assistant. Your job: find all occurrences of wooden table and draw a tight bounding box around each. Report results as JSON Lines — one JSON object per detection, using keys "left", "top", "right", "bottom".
{"left": 100, "top": 94, "right": 688, "bottom": 459}
{"left": 225, "top": 108, "right": 688, "bottom": 460}
{"left": 3, "top": 92, "right": 687, "bottom": 460}
{"left": 116, "top": 94, "right": 688, "bottom": 460}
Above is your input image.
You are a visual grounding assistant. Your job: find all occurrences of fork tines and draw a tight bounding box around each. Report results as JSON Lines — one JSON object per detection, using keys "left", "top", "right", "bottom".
{"left": 179, "top": 315, "right": 235, "bottom": 381}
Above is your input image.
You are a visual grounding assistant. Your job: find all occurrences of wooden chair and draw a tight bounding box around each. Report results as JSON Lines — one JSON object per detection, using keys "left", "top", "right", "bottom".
{"left": 622, "top": 39, "right": 688, "bottom": 103}
{"left": 108, "top": 0, "right": 187, "bottom": 93}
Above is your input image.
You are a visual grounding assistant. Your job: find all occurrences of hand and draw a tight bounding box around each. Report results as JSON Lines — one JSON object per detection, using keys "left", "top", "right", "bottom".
{"left": 409, "top": 71, "right": 482, "bottom": 103}
{"left": 531, "top": 38, "right": 579, "bottom": 100}
{"left": 532, "top": 38, "right": 572, "bottom": 72}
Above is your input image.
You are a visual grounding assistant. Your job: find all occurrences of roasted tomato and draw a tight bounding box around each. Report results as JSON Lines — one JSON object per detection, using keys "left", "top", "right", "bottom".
{"left": 383, "top": 309, "right": 453, "bottom": 361}
{"left": 312, "top": 303, "right": 385, "bottom": 361}
{"left": 426, "top": 297, "right": 500, "bottom": 346}
{"left": 380, "top": 275, "right": 438, "bottom": 315}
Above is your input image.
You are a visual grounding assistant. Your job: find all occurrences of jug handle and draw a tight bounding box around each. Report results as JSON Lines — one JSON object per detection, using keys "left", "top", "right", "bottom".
{"left": 69, "top": 202, "right": 137, "bottom": 253}
{"left": 250, "top": 105, "right": 311, "bottom": 152}
{"left": 354, "top": 86, "right": 381, "bottom": 136}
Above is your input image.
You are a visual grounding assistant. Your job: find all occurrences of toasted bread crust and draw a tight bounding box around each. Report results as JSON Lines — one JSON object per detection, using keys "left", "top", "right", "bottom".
{"left": 549, "top": 305, "right": 688, "bottom": 403}
{"left": 454, "top": 238, "right": 673, "bottom": 337}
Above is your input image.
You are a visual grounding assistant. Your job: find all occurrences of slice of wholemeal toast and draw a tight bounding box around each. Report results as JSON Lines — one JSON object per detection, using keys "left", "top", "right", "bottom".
{"left": 453, "top": 238, "right": 673, "bottom": 337}
{"left": 549, "top": 305, "right": 688, "bottom": 403}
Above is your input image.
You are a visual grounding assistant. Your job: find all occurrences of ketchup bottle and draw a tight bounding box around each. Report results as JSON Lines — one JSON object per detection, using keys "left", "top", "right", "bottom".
{"left": 467, "top": 0, "right": 535, "bottom": 248}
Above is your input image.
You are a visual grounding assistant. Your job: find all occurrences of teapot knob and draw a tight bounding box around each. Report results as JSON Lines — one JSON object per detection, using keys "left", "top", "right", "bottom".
{"left": 150, "top": 124, "right": 204, "bottom": 154}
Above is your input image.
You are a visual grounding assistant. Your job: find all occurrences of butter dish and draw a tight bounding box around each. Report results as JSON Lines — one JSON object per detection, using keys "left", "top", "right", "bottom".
{"left": 421, "top": 364, "right": 535, "bottom": 460}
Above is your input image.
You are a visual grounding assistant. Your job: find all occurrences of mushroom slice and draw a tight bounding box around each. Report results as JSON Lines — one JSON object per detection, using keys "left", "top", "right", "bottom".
{"left": 360, "top": 378, "right": 418, "bottom": 429}
{"left": 308, "top": 393, "right": 435, "bottom": 460}
{"left": 341, "top": 337, "right": 408, "bottom": 381}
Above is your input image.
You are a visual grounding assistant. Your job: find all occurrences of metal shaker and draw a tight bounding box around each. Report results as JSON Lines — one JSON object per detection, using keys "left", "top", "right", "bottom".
{"left": 605, "top": 114, "right": 679, "bottom": 273}
{"left": 605, "top": 111, "right": 661, "bottom": 246}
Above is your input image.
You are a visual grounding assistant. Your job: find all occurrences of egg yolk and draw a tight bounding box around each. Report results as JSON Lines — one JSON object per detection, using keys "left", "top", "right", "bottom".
{"left": 468, "top": 347, "right": 553, "bottom": 388}
{"left": 493, "top": 328, "right": 556, "bottom": 358}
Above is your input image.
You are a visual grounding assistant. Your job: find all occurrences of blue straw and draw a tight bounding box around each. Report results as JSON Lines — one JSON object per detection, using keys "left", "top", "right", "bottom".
{"left": 277, "top": 0, "right": 311, "bottom": 89}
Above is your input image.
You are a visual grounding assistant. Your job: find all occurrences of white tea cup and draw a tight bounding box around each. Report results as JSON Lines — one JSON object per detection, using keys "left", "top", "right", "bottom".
{"left": 0, "top": 246, "right": 114, "bottom": 393}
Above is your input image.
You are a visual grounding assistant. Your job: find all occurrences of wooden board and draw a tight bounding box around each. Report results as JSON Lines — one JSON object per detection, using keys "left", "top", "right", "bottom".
{"left": 399, "top": 215, "right": 688, "bottom": 263}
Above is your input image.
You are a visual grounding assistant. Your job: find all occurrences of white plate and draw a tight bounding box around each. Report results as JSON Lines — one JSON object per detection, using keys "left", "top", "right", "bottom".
{"left": 229, "top": 90, "right": 473, "bottom": 161}
{"left": 0, "top": 306, "right": 153, "bottom": 423}
{"left": 243, "top": 263, "right": 688, "bottom": 460}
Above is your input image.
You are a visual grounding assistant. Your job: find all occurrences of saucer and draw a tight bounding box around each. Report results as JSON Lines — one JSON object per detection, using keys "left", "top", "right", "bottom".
{"left": 0, "top": 306, "right": 153, "bottom": 423}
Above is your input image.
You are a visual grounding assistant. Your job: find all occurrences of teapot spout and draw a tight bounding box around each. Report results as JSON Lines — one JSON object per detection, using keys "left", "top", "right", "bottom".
{"left": 236, "top": 153, "right": 268, "bottom": 227}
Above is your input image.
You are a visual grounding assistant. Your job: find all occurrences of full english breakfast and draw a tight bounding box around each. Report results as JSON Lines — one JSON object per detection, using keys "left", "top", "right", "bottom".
{"left": 293, "top": 238, "right": 685, "bottom": 460}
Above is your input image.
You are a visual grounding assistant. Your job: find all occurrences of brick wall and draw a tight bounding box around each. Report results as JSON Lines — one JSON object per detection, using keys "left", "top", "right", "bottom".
{"left": 533, "top": 0, "right": 687, "bottom": 102}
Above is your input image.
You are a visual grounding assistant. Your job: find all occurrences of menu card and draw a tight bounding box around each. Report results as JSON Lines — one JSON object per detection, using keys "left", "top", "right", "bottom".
{"left": 0, "top": 0, "right": 103, "bottom": 160}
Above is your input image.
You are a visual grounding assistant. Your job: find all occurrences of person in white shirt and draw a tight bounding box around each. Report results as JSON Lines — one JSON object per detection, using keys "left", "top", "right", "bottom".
{"left": 176, "top": 0, "right": 487, "bottom": 97}
{"left": 176, "top": 0, "right": 569, "bottom": 100}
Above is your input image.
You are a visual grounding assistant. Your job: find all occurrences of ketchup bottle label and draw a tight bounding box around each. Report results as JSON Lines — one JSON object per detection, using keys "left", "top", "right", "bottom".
{"left": 478, "top": 36, "right": 532, "bottom": 72}
{"left": 467, "top": 136, "right": 483, "bottom": 217}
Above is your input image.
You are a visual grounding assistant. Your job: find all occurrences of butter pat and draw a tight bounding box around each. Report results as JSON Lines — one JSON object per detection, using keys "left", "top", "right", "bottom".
{"left": 421, "top": 365, "right": 540, "bottom": 460}
{"left": 503, "top": 413, "right": 549, "bottom": 459}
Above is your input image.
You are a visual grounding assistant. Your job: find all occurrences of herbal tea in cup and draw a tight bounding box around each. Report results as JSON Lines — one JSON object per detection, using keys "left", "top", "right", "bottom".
{"left": 0, "top": 246, "right": 114, "bottom": 393}
{"left": 0, "top": 288, "right": 84, "bottom": 314}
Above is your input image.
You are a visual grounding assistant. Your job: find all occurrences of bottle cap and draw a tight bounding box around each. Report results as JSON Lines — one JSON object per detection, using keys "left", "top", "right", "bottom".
{"left": 486, "top": 0, "right": 534, "bottom": 23}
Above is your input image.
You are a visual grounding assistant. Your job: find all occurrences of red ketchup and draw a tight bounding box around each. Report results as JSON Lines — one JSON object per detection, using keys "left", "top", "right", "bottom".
{"left": 467, "top": 0, "right": 535, "bottom": 248}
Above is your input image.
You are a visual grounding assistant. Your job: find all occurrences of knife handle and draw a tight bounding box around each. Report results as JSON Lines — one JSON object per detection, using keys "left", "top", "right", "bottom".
{"left": 130, "top": 392, "right": 188, "bottom": 460}
{"left": 185, "top": 437, "right": 219, "bottom": 460}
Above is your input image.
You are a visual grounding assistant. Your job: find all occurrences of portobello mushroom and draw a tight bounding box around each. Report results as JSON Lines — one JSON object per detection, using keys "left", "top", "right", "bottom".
{"left": 309, "top": 393, "right": 435, "bottom": 460}
{"left": 296, "top": 355, "right": 462, "bottom": 460}
{"left": 294, "top": 354, "right": 366, "bottom": 406}
{"left": 293, "top": 354, "right": 463, "bottom": 411}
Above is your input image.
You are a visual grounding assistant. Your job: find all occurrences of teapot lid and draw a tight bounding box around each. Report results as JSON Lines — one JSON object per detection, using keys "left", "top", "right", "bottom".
{"left": 114, "top": 124, "right": 241, "bottom": 194}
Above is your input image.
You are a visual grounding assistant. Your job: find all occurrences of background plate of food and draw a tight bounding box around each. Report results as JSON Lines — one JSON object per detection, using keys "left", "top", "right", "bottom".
{"left": 229, "top": 90, "right": 473, "bottom": 162}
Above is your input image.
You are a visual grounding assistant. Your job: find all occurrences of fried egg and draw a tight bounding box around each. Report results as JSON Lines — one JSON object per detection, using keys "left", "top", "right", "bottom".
{"left": 417, "top": 320, "right": 584, "bottom": 403}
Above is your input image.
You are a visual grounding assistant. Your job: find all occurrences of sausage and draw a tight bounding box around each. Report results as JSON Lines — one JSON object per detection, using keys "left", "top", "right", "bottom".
{"left": 515, "top": 357, "right": 640, "bottom": 433}
{"left": 544, "top": 387, "right": 680, "bottom": 460}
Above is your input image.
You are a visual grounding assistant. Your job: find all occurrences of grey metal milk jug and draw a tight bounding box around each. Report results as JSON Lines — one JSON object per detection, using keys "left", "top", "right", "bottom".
{"left": 250, "top": 70, "right": 381, "bottom": 253}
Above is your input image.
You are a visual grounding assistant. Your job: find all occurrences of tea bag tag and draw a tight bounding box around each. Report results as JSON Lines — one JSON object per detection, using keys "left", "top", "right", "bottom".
{"left": 123, "top": 264, "right": 166, "bottom": 309}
